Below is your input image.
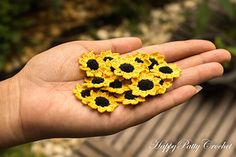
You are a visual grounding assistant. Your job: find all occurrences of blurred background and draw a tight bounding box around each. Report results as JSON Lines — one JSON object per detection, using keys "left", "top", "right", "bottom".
{"left": 0, "top": 0, "right": 235, "bottom": 157}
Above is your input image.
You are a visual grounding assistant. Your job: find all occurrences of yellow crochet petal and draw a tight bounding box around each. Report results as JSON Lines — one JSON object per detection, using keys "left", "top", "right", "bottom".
{"left": 83, "top": 76, "right": 113, "bottom": 88}
{"left": 112, "top": 57, "right": 145, "bottom": 79}
{"left": 129, "top": 73, "right": 161, "bottom": 97}
{"left": 120, "top": 90, "right": 145, "bottom": 105}
{"left": 147, "top": 52, "right": 166, "bottom": 70}
{"left": 79, "top": 51, "right": 105, "bottom": 77}
{"left": 87, "top": 91, "right": 118, "bottom": 113}
{"left": 151, "top": 63, "right": 181, "bottom": 79}
{"left": 103, "top": 76, "right": 130, "bottom": 94}
{"left": 73, "top": 84, "right": 92, "bottom": 104}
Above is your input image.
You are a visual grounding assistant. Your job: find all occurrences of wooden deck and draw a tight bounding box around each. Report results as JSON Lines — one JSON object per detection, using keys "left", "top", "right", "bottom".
{"left": 73, "top": 87, "right": 236, "bottom": 157}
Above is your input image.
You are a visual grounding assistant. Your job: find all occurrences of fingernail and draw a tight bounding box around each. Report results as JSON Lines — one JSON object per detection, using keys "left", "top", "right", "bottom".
{"left": 195, "top": 85, "right": 203, "bottom": 93}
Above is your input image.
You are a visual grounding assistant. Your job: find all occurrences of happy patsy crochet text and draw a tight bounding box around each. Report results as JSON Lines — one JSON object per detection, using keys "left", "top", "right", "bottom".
{"left": 149, "top": 139, "right": 233, "bottom": 153}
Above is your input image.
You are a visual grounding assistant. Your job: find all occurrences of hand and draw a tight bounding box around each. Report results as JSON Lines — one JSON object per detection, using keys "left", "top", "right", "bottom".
{"left": 0, "top": 37, "right": 231, "bottom": 148}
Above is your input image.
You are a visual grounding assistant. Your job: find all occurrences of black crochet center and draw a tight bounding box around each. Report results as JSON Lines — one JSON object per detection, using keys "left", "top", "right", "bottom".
{"left": 138, "top": 79, "right": 154, "bottom": 91}
{"left": 103, "top": 56, "right": 113, "bottom": 61}
{"left": 110, "top": 66, "right": 115, "bottom": 72}
{"left": 95, "top": 97, "right": 110, "bottom": 107}
{"left": 159, "top": 66, "right": 173, "bottom": 74}
{"left": 87, "top": 59, "right": 99, "bottom": 70}
{"left": 148, "top": 58, "right": 158, "bottom": 70}
{"left": 119, "top": 63, "right": 134, "bottom": 73}
{"left": 92, "top": 77, "right": 104, "bottom": 84}
{"left": 135, "top": 57, "right": 144, "bottom": 63}
{"left": 160, "top": 80, "right": 164, "bottom": 85}
{"left": 109, "top": 79, "right": 122, "bottom": 88}
{"left": 125, "top": 90, "right": 137, "bottom": 100}
{"left": 100, "top": 90, "right": 109, "bottom": 93}
{"left": 81, "top": 89, "right": 91, "bottom": 98}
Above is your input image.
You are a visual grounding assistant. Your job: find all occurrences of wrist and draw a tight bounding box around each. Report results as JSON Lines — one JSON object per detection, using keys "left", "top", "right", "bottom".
{"left": 0, "top": 76, "right": 25, "bottom": 148}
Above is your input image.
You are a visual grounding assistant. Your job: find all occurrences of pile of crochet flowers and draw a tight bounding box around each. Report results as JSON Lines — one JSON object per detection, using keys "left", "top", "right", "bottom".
{"left": 73, "top": 50, "right": 181, "bottom": 113}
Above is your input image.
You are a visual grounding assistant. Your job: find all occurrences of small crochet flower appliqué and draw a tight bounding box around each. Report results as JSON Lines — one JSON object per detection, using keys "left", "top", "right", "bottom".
{"left": 74, "top": 50, "right": 181, "bottom": 113}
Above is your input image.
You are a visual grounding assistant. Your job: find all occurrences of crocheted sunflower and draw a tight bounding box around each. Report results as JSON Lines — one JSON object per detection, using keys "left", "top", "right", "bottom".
{"left": 116, "top": 90, "right": 145, "bottom": 105}
{"left": 74, "top": 50, "right": 181, "bottom": 113}
{"left": 84, "top": 76, "right": 113, "bottom": 88}
{"left": 103, "top": 76, "right": 130, "bottom": 94}
{"left": 129, "top": 73, "right": 161, "bottom": 97}
{"left": 99, "top": 50, "right": 120, "bottom": 77}
{"left": 112, "top": 56, "right": 145, "bottom": 79}
{"left": 147, "top": 52, "right": 166, "bottom": 70}
{"left": 79, "top": 51, "right": 104, "bottom": 77}
{"left": 87, "top": 91, "right": 118, "bottom": 113}
{"left": 73, "top": 84, "right": 92, "bottom": 104}
{"left": 151, "top": 63, "right": 181, "bottom": 79}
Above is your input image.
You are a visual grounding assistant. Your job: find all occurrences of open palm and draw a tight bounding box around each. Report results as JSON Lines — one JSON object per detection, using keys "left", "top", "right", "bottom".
{"left": 16, "top": 37, "right": 230, "bottom": 142}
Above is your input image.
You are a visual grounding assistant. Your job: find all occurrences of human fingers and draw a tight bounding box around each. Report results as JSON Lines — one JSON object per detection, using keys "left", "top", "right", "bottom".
{"left": 48, "top": 37, "right": 142, "bottom": 55}
{"left": 133, "top": 40, "right": 216, "bottom": 62}
{"left": 170, "top": 62, "right": 224, "bottom": 90}
{"left": 175, "top": 49, "right": 231, "bottom": 69}
{"left": 76, "top": 37, "right": 142, "bottom": 54}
